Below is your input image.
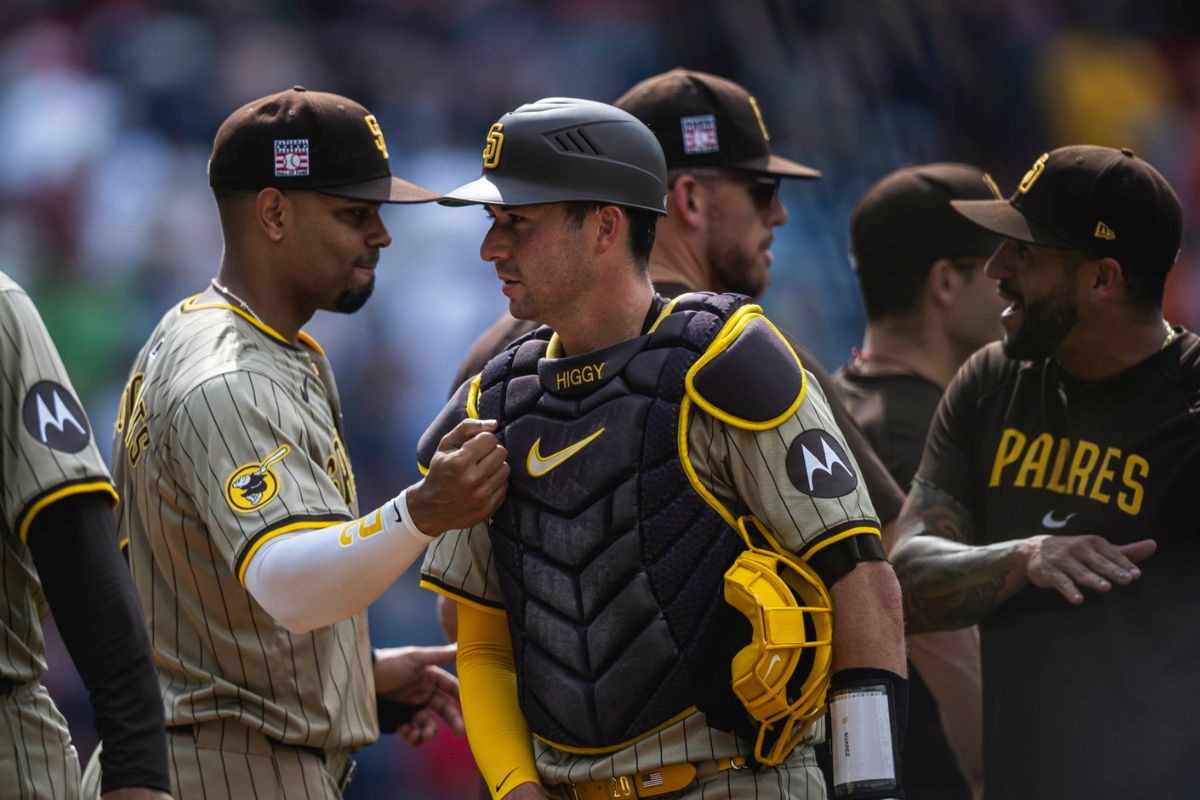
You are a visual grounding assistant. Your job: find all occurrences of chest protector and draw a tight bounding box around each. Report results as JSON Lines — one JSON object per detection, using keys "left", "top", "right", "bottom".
{"left": 473, "top": 292, "right": 752, "bottom": 751}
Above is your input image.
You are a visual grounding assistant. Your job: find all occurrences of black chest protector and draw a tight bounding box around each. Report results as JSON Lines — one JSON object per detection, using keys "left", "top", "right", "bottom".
{"left": 474, "top": 292, "right": 751, "bottom": 751}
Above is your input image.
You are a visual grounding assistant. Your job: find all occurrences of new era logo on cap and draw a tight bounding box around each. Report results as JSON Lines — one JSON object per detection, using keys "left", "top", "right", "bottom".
{"left": 274, "top": 139, "right": 310, "bottom": 177}
{"left": 681, "top": 114, "right": 719, "bottom": 155}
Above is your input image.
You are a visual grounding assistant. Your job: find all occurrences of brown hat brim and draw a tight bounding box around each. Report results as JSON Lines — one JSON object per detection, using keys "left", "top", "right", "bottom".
{"left": 950, "top": 198, "right": 1075, "bottom": 249}
{"left": 728, "top": 152, "right": 821, "bottom": 179}
{"left": 319, "top": 175, "right": 439, "bottom": 204}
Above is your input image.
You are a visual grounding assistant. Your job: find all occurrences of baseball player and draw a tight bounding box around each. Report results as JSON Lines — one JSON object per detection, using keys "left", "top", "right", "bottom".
{"left": 834, "top": 163, "right": 1007, "bottom": 799}
{"left": 100, "top": 87, "right": 508, "bottom": 799}
{"left": 891, "top": 146, "right": 1198, "bottom": 797}
{"left": 0, "top": 271, "right": 170, "bottom": 799}
{"left": 421, "top": 97, "right": 907, "bottom": 799}
{"left": 450, "top": 69, "right": 905, "bottom": 540}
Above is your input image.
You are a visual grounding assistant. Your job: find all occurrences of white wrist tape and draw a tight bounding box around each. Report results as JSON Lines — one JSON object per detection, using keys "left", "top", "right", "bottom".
{"left": 244, "top": 487, "right": 433, "bottom": 634}
{"left": 830, "top": 684, "right": 898, "bottom": 796}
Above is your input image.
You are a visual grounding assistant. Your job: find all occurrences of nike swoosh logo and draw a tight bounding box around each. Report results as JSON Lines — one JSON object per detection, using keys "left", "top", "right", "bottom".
{"left": 1042, "top": 511, "right": 1075, "bottom": 529}
{"left": 764, "top": 654, "right": 783, "bottom": 680}
{"left": 391, "top": 499, "right": 402, "bottom": 524}
{"left": 527, "top": 428, "right": 605, "bottom": 477}
{"left": 495, "top": 767, "right": 519, "bottom": 794}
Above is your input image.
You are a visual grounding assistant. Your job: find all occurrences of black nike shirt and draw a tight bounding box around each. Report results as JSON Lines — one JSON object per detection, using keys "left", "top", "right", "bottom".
{"left": 917, "top": 332, "right": 1200, "bottom": 799}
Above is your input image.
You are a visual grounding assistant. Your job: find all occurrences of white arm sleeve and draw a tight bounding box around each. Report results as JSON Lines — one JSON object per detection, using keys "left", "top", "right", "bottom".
{"left": 243, "top": 488, "right": 433, "bottom": 634}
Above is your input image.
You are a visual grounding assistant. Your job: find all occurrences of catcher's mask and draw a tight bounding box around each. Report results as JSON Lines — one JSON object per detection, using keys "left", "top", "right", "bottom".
{"left": 722, "top": 517, "right": 834, "bottom": 766}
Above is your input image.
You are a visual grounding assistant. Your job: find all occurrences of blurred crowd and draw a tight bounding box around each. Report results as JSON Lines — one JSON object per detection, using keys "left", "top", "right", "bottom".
{"left": 4, "top": 0, "right": 1198, "bottom": 797}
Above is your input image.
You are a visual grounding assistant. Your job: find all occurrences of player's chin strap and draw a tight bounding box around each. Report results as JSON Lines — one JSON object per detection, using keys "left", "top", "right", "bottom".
{"left": 828, "top": 667, "right": 908, "bottom": 800}
{"left": 723, "top": 516, "right": 834, "bottom": 766}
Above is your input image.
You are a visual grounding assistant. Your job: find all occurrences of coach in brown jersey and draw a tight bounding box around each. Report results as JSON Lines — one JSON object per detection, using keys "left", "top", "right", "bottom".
{"left": 891, "top": 146, "right": 1198, "bottom": 798}
{"left": 100, "top": 87, "right": 509, "bottom": 800}
{"left": 0, "top": 273, "right": 170, "bottom": 800}
{"left": 421, "top": 98, "right": 906, "bottom": 800}
{"left": 833, "top": 163, "right": 1006, "bottom": 800}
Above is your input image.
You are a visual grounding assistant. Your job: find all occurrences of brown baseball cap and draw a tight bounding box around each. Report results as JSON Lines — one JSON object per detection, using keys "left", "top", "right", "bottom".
{"left": 208, "top": 86, "right": 437, "bottom": 203}
{"left": 851, "top": 163, "right": 1004, "bottom": 276}
{"left": 615, "top": 68, "right": 820, "bottom": 178}
{"left": 951, "top": 145, "right": 1182, "bottom": 276}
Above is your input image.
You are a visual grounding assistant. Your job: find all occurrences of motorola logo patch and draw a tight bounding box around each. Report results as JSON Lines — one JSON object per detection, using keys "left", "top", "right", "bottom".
{"left": 785, "top": 429, "right": 857, "bottom": 497}
{"left": 22, "top": 381, "right": 90, "bottom": 453}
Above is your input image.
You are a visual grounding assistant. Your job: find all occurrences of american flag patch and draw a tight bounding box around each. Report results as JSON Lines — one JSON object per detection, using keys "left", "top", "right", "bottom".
{"left": 640, "top": 772, "right": 664, "bottom": 788}
{"left": 681, "top": 114, "right": 719, "bottom": 155}
{"left": 274, "top": 139, "right": 310, "bottom": 177}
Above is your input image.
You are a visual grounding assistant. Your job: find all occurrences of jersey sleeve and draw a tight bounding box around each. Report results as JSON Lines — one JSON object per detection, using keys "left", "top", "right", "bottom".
{"left": 687, "top": 373, "right": 880, "bottom": 562}
{"left": 419, "top": 521, "right": 505, "bottom": 611}
{"left": 166, "top": 370, "right": 353, "bottom": 582}
{"left": 0, "top": 285, "right": 115, "bottom": 543}
{"left": 914, "top": 346, "right": 996, "bottom": 520}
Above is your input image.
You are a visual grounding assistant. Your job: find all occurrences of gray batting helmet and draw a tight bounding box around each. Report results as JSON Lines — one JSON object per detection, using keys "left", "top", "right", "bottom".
{"left": 441, "top": 97, "right": 668, "bottom": 214}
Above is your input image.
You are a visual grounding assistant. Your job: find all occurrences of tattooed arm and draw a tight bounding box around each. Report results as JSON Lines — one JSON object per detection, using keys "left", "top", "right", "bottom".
{"left": 892, "top": 480, "right": 1158, "bottom": 633}
{"left": 890, "top": 480, "right": 1035, "bottom": 633}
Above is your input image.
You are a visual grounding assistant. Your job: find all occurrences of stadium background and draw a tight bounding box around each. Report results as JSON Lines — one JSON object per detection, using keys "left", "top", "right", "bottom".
{"left": 2, "top": 0, "right": 1197, "bottom": 797}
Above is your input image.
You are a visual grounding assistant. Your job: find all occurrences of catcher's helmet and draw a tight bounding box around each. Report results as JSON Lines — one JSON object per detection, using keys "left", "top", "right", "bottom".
{"left": 721, "top": 518, "right": 834, "bottom": 766}
{"left": 441, "top": 98, "right": 667, "bottom": 214}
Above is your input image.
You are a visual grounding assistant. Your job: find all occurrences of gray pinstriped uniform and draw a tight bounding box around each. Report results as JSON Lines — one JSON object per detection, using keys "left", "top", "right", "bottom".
{"left": 106, "top": 288, "right": 376, "bottom": 799}
{"left": 424, "top": 371, "right": 878, "bottom": 799}
{"left": 0, "top": 272, "right": 116, "bottom": 800}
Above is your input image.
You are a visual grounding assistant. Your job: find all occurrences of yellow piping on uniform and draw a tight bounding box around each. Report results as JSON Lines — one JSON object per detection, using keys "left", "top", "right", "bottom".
{"left": 237, "top": 519, "right": 344, "bottom": 586}
{"left": 684, "top": 306, "right": 807, "bottom": 431}
{"left": 533, "top": 706, "right": 698, "bottom": 755}
{"left": 19, "top": 481, "right": 118, "bottom": 545}
{"left": 678, "top": 395, "right": 738, "bottom": 530}
{"left": 419, "top": 580, "right": 507, "bottom": 617}
{"left": 118, "top": 536, "right": 130, "bottom": 551}
{"left": 546, "top": 333, "right": 564, "bottom": 359}
{"left": 647, "top": 293, "right": 694, "bottom": 334}
{"left": 182, "top": 296, "right": 326, "bottom": 357}
{"left": 466, "top": 373, "right": 482, "bottom": 420}
{"left": 802, "top": 525, "right": 882, "bottom": 562}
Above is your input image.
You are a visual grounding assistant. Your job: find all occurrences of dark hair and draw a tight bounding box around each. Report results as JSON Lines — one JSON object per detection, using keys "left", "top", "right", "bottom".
{"left": 1117, "top": 258, "right": 1168, "bottom": 311}
{"left": 564, "top": 202, "right": 657, "bottom": 268}
{"left": 854, "top": 257, "right": 931, "bottom": 322}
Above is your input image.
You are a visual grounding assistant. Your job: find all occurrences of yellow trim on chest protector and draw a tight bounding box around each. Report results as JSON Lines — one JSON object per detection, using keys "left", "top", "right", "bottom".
{"left": 684, "top": 305, "right": 807, "bottom": 430}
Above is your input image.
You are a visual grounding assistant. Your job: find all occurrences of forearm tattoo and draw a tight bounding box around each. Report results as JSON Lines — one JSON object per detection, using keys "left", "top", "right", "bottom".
{"left": 892, "top": 481, "right": 1021, "bottom": 633}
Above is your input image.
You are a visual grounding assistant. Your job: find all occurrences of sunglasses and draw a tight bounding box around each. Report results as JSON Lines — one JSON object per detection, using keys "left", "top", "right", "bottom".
{"left": 675, "top": 169, "right": 783, "bottom": 210}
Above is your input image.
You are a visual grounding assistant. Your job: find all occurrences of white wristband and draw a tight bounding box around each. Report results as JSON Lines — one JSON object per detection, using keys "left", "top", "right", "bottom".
{"left": 390, "top": 487, "right": 432, "bottom": 540}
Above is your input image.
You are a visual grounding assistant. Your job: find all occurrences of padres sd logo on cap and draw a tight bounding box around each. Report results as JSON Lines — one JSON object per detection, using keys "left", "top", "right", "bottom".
{"left": 225, "top": 445, "right": 291, "bottom": 512}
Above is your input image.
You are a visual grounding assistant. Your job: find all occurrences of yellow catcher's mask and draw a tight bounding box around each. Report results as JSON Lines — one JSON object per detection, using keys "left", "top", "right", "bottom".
{"left": 723, "top": 517, "right": 834, "bottom": 766}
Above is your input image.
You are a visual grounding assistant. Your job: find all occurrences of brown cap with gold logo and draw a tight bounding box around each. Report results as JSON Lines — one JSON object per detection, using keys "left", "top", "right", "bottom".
{"left": 952, "top": 145, "right": 1181, "bottom": 276}
{"left": 208, "top": 86, "right": 437, "bottom": 203}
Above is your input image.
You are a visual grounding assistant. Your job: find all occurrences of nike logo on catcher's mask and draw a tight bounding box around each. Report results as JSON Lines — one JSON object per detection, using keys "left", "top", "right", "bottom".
{"left": 526, "top": 428, "right": 605, "bottom": 477}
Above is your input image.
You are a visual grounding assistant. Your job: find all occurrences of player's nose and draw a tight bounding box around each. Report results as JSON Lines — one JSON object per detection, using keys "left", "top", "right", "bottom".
{"left": 984, "top": 240, "right": 1016, "bottom": 280}
{"left": 480, "top": 222, "right": 510, "bottom": 263}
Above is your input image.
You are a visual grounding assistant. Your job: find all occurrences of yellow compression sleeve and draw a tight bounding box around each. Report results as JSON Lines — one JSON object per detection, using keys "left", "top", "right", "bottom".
{"left": 458, "top": 602, "right": 541, "bottom": 798}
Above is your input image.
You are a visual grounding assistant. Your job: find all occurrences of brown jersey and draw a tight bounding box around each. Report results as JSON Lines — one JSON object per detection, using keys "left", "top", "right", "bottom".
{"left": 916, "top": 335, "right": 1200, "bottom": 798}
{"left": 0, "top": 272, "right": 116, "bottom": 684}
{"left": 113, "top": 288, "right": 376, "bottom": 752}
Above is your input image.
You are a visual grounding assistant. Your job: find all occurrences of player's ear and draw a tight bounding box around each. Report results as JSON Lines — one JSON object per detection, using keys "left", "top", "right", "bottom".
{"left": 1087, "top": 256, "right": 1123, "bottom": 301}
{"left": 667, "top": 175, "right": 706, "bottom": 229}
{"left": 927, "top": 258, "right": 957, "bottom": 308}
{"left": 592, "top": 205, "right": 623, "bottom": 256}
{"left": 256, "top": 188, "right": 287, "bottom": 243}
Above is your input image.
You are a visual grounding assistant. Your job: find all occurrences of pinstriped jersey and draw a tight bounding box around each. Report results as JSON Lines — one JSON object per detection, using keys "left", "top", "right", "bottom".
{"left": 0, "top": 272, "right": 116, "bottom": 683}
{"left": 113, "top": 287, "right": 376, "bottom": 752}
{"left": 421, "top": 299, "right": 878, "bottom": 784}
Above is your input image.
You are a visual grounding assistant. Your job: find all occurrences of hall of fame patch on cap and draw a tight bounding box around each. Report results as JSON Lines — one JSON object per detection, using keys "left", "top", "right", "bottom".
{"left": 681, "top": 114, "right": 719, "bottom": 154}
{"left": 22, "top": 381, "right": 91, "bottom": 453}
{"left": 785, "top": 429, "right": 858, "bottom": 498}
{"left": 274, "top": 139, "right": 310, "bottom": 177}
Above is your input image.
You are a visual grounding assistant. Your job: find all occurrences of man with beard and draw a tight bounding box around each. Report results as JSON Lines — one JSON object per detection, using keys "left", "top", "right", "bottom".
{"left": 891, "top": 145, "right": 1198, "bottom": 798}
{"left": 103, "top": 87, "right": 510, "bottom": 798}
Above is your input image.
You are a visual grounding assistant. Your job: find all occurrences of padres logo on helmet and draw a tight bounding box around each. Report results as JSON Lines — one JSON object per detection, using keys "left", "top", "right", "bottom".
{"left": 723, "top": 517, "right": 834, "bottom": 766}
{"left": 224, "top": 445, "right": 291, "bottom": 512}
